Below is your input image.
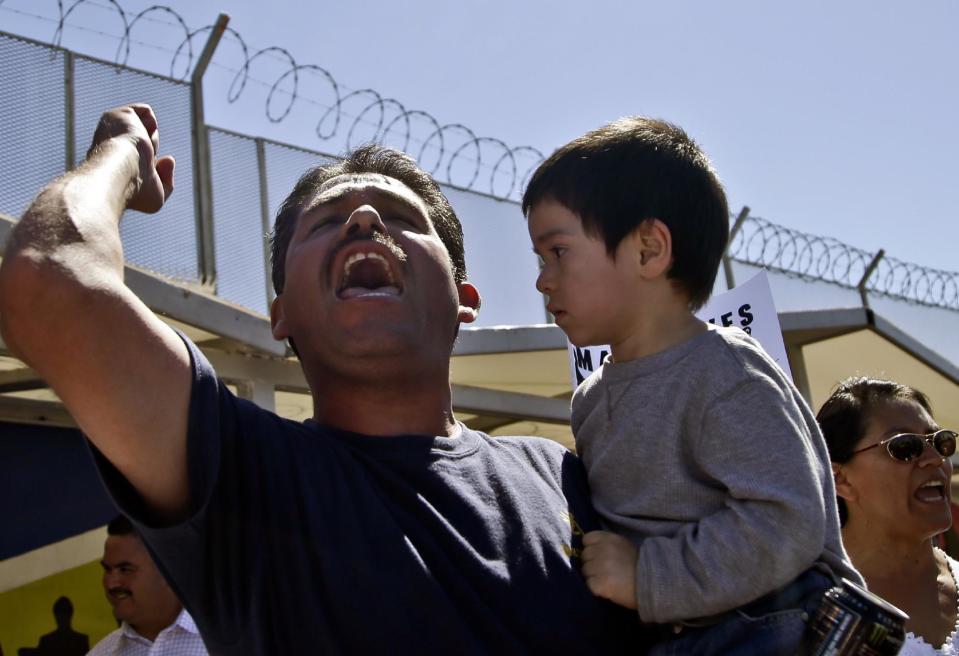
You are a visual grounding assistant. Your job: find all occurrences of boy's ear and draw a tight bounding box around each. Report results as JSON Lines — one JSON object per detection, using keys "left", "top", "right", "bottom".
{"left": 457, "top": 282, "right": 481, "bottom": 324}
{"left": 633, "top": 218, "right": 673, "bottom": 278}
{"left": 270, "top": 295, "right": 289, "bottom": 340}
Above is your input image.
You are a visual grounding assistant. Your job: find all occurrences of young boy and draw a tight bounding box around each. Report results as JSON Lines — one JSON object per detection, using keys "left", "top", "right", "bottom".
{"left": 524, "top": 117, "right": 863, "bottom": 653}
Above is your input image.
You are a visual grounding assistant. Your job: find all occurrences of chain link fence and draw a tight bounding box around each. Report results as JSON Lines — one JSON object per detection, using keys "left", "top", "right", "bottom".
{"left": 2, "top": 29, "right": 958, "bottom": 320}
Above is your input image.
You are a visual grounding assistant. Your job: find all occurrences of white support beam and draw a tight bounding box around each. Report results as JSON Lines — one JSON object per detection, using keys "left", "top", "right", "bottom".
{"left": 204, "top": 350, "right": 307, "bottom": 392}
{"left": 235, "top": 379, "right": 276, "bottom": 413}
{"left": 0, "top": 396, "right": 76, "bottom": 428}
{"left": 451, "top": 384, "right": 569, "bottom": 424}
{"left": 0, "top": 214, "right": 284, "bottom": 357}
{"left": 454, "top": 324, "right": 566, "bottom": 356}
{"left": 0, "top": 366, "right": 43, "bottom": 393}
{"left": 124, "top": 264, "right": 283, "bottom": 356}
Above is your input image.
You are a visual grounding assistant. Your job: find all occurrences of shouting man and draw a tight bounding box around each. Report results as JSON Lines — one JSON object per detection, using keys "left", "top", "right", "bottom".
{"left": 0, "top": 105, "right": 639, "bottom": 653}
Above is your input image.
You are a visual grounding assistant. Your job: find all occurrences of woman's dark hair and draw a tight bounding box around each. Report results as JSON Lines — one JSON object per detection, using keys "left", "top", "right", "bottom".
{"left": 816, "top": 376, "right": 932, "bottom": 525}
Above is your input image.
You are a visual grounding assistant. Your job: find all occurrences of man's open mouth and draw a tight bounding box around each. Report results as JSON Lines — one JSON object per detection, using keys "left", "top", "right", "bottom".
{"left": 337, "top": 250, "right": 403, "bottom": 299}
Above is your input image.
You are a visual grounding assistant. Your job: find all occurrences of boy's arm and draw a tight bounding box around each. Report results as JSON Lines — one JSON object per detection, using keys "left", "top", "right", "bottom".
{"left": 0, "top": 104, "right": 192, "bottom": 520}
{"left": 634, "top": 376, "right": 828, "bottom": 623}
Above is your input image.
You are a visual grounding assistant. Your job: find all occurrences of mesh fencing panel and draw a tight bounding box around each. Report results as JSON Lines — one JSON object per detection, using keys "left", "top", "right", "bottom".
{"left": 208, "top": 128, "right": 270, "bottom": 315}
{"left": 263, "top": 141, "right": 336, "bottom": 233}
{"left": 72, "top": 54, "right": 198, "bottom": 282}
{"left": 0, "top": 34, "right": 67, "bottom": 219}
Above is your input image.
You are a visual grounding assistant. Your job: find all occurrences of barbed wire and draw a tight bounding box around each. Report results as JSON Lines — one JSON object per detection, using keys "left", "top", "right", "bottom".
{"left": 729, "top": 215, "right": 959, "bottom": 310}
{"left": 3, "top": 0, "right": 959, "bottom": 311}
{"left": 28, "top": 0, "right": 546, "bottom": 198}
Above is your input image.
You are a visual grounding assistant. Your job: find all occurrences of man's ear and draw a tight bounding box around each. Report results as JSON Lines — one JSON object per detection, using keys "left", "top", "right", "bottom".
{"left": 832, "top": 463, "right": 857, "bottom": 502}
{"left": 457, "top": 282, "right": 481, "bottom": 324}
{"left": 270, "top": 295, "right": 289, "bottom": 340}
{"left": 634, "top": 218, "right": 672, "bottom": 278}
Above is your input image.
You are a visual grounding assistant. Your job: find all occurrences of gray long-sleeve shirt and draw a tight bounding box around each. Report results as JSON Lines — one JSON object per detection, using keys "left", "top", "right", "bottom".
{"left": 571, "top": 325, "right": 863, "bottom": 624}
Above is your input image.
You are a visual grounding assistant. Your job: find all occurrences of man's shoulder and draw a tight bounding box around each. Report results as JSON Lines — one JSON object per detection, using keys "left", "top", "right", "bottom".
{"left": 467, "top": 428, "right": 583, "bottom": 487}
{"left": 472, "top": 429, "right": 570, "bottom": 459}
{"left": 86, "top": 628, "right": 124, "bottom": 655}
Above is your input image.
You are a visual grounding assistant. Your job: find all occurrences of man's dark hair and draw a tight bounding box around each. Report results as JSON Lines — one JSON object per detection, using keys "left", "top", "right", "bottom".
{"left": 522, "top": 116, "right": 729, "bottom": 311}
{"left": 816, "top": 376, "right": 932, "bottom": 526}
{"left": 270, "top": 144, "right": 466, "bottom": 295}
{"left": 107, "top": 514, "right": 136, "bottom": 537}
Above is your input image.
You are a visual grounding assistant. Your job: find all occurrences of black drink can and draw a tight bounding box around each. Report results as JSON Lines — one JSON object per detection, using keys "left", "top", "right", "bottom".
{"left": 805, "top": 578, "right": 907, "bottom": 655}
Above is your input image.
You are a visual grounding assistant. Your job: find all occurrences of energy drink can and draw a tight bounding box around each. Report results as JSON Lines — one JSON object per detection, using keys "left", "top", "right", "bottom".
{"left": 805, "top": 578, "right": 907, "bottom": 655}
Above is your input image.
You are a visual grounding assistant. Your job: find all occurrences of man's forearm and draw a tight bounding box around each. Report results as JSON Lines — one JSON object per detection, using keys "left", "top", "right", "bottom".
{"left": 7, "top": 139, "right": 139, "bottom": 274}
{"left": 0, "top": 139, "right": 142, "bottom": 361}
{"left": 0, "top": 103, "right": 190, "bottom": 518}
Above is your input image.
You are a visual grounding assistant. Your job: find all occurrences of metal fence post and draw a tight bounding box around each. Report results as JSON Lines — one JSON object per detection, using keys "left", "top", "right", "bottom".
{"left": 63, "top": 50, "right": 75, "bottom": 171}
{"left": 255, "top": 137, "right": 274, "bottom": 309}
{"left": 722, "top": 206, "right": 750, "bottom": 290}
{"left": 858, "top": 249, "right": 885, "bottom": 309}
{"left": 190, "top": 13, "right": 229, "bottom": 288}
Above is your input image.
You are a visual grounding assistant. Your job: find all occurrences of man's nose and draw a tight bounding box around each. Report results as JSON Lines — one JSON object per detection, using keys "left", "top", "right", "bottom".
{"left": 342, "top": 205, "right": 387, "bottom": 238}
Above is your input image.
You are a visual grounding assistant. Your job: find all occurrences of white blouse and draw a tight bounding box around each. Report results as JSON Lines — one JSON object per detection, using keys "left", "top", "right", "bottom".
{"left": 898, "top": 549, "right": 959, "bottom": 656}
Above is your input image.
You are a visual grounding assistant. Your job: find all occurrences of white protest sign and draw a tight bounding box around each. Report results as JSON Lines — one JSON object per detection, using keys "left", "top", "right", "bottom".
{"left": 567, "top": 270, "right": 791, "bottom": 387}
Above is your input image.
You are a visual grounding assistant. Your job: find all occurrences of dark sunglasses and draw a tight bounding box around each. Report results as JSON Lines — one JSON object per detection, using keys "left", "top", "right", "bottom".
{"left": 852, "top": 429, "right": 958, "bottom": 463}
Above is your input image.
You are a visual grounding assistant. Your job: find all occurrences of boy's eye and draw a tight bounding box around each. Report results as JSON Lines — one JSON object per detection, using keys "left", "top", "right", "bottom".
{"left": 551, "top": 246, "right": 567, "bottom": 258}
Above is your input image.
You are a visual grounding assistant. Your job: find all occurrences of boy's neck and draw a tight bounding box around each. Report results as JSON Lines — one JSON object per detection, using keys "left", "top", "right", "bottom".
{"left": 609, "top": 295, "right": 706, "bottom": 363}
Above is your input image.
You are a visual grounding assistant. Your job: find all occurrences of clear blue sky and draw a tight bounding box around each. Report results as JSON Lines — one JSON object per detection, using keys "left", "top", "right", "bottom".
{"left": 3, "top": 0, "right": 956, "bottom": 272}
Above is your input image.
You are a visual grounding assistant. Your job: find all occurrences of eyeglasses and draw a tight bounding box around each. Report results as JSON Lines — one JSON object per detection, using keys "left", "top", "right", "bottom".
{"left": 852, "top": 429, "right": 958, "bottom": 463}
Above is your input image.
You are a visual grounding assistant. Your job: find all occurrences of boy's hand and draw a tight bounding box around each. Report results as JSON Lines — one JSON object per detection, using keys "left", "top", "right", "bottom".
{"left": 86, "top": 103, "right": 175, "bottom": 214}
{"left": 581, "top": 530, "right": 638, "bottom": 609}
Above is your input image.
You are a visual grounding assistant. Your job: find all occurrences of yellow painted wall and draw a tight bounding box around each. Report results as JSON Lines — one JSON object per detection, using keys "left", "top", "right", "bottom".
{"left": 0, "top": 560, "right": 116, "bottom": 654}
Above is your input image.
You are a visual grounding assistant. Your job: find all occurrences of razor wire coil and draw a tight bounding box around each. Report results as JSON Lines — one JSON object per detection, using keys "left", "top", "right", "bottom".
{"left": 729, "top": 215, "right": 959, "bottom": 310}
{"left": 38, "top": 0, "right": 545, "bottom": 199}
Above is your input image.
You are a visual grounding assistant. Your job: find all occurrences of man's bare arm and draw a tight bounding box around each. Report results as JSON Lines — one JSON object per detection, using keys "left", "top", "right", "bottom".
{"left": 0, "top": 104, "right": 192, "bottom": 519}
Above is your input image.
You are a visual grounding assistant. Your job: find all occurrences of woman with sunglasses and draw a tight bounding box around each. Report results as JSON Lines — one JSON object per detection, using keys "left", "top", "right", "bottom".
{"left": 817, "top": 376, "right": 958, "bottom": 655}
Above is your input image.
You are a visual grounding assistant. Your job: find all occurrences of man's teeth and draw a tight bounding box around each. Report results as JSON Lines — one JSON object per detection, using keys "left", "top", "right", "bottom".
{"left": 339, "top": 250, "right": 400, "bottom": 297}
{"left": 343, "top": 252, "right": 394, "bottom": 284}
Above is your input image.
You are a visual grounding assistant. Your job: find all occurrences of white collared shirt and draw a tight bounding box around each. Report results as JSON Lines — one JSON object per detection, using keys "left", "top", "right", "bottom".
{"left": 87, "top": 609, "right": 207, "bottom": 656}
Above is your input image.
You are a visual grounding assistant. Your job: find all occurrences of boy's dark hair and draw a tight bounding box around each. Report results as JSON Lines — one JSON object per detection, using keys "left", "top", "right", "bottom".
{"left": 816, "top": 376, "right": 932, "bottom": 526}
{"left": 270, "top": 144, "right": 466, "bottom": 295}
{"left": 522, "top": 117, "right": 729, "bottom": 311}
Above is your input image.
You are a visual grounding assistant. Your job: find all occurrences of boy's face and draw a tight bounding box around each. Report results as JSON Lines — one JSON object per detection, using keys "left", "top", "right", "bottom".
{"left": 528, "top": 198, "right": 643, "bottom": 348}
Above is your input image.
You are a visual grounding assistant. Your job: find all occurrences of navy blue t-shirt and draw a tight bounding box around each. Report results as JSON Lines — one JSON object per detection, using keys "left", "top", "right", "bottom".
{"left": 93, "top": 336, "right": 642, "bottom": 654}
